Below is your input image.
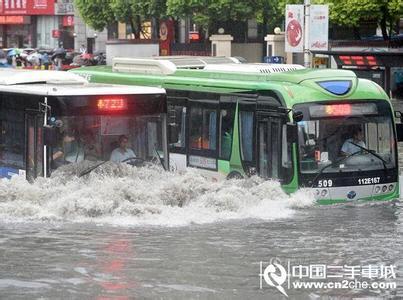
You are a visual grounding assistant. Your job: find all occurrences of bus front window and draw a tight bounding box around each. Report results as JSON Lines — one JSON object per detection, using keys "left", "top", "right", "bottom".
{"left": 297, "top": 102, "right": 396, "bottom": 174}
{"left": 51, "top": 114, "right": 165, "bottom": 170}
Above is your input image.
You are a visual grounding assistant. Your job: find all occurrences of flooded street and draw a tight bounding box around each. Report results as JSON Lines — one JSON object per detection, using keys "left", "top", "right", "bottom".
{"left": 0, "top": 203, "right": 401, "bottom": 299}
{"left": 0, "top": 161, "right": 402, "bottom": 299}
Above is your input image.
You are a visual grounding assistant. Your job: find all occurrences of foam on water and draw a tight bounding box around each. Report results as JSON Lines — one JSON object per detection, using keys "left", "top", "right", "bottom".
{"left": 0, "top": 163, "right": 315, "bottom": 226}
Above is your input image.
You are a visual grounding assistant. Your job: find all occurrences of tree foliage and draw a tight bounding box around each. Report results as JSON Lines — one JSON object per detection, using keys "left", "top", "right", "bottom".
{"left": 74, "top": 0, "right": 167, "bottom": 38}
{"left": 75, "top": 0, "right": 402, "bottom": 41}
{"left": 74, "top": 0, "right": 115, "bottom": 32}
{"left": 167, "top": 0, "right": 262, "bottom": 36}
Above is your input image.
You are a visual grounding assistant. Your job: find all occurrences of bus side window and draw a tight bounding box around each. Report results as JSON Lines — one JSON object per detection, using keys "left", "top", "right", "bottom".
{"left": 189, "top": 107, "right": 217, "bottom": 151}
{"left": 239, "top": 110, "right": 254, "bottom": 162}
{"left": 0, "top": 95, "right": 36, "bottom": 170}
{"left": 219, "top": 106, "right": 235, "bottom": 160}
{"left": 168, "top": 104, "right": 186, "bottom": 149}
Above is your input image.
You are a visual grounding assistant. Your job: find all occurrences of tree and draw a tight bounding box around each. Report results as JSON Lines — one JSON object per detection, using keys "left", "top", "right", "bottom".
{"left": 74, "top": 0, "right": 167, "bottom": 39}
{"left": 74, "top": 0, "right": 115, "bottom": 32}
{"left": 167, "top": 0, "right": 262, "bottom": 39}
{"left": 278, "top": 0, "right": 403, "bottom": 40}
{"left": 256, "top": 0, "right": 282, "bottom": 37}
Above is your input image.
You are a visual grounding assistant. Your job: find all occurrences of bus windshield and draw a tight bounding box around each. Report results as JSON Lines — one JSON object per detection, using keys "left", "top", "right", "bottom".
{"left": 296, "top": 101, "right": 396, "bottom": 174}
{"left": 45, "top": 93, "right": 167, "bottom": 175}
{"left": 50, "top": 114, "right": 165, "bottom": 171}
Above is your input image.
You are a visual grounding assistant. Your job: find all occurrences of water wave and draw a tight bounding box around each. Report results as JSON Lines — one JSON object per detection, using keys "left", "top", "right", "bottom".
{"left": 0, "top": 163, "right": 315, "bottom": 226}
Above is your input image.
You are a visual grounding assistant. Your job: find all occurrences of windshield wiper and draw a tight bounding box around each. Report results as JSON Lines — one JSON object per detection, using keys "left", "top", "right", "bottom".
{"left": 154, "top": 144, "right": 167, "bottom": 171}
{"left": 310, "top": 151, "right": 361, "bottom": 188}
{"left": 348, "top": 141, "right": 388, "bottom": 170}
{"left": 78, "top": 161, "right": 108, "bottom": 177}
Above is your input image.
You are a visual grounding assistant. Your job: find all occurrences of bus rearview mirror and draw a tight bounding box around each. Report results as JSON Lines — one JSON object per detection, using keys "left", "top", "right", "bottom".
{"left": 286, "top": 123, "right": 298, "bottom": 143}
{"left": 293, "top": 111, "right": 303, "bottom": 123}
{"left": 396, "top": 123, "right": 403, "bottom": 142}
{"left": 395, "top": 111, "right": 403, "bottom": 123}
{"left": 43, "top": 126, "right": 57, "bottom": 147}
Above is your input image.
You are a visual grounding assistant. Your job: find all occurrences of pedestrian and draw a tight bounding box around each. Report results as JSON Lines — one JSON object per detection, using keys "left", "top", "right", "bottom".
{"left": 79, "top": 44, "right": 87, "bottom": 54}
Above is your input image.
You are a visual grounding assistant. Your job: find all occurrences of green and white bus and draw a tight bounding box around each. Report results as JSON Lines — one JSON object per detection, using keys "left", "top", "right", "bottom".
{"left": 71, "top": 57, "right": 402, "bottom": 204}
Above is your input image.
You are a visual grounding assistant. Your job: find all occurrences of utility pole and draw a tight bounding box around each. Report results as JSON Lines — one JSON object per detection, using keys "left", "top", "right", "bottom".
{"left": 304, "top": 0, "right": 311, "bottom": 68}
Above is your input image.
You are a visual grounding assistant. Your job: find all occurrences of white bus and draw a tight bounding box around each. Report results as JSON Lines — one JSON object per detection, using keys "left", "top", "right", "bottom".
{"left": 0, "top": 70, "right": 168, "bottom": 180}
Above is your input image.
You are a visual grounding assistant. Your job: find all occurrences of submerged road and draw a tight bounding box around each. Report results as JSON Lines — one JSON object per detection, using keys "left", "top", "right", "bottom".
{"left": 0, "top": 100, "right": 402, "bottom": 299}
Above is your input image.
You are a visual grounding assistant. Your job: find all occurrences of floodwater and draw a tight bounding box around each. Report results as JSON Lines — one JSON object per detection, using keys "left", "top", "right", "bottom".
{"left": 0, "top": 160, "right": 402, "bottom": 299}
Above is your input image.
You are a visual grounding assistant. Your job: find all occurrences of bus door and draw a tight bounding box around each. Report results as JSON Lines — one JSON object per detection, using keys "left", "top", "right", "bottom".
{"left": 257, "top": 113, "right": 283, "bottom": 179}
{"left": 25, "top": 110, "right": 45, "bottom": 181}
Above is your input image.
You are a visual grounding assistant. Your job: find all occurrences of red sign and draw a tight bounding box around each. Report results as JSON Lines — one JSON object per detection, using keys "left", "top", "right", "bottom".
{"left": 325, "top": 104, "right": 352, "bottom": 116}
{"left": 189, "top": 31, "right": 200, "bottom": 42}
{"left": 0, "top": 15, "right": 29, "bottom": 24}
{"left": 0, "top": 0, "right": 54, "bottom": 15}
{"left": 97, "top": 98, "right": 128, "bottom": 112}
{"left": 62, "top": 15, "right": 73, "bottom": 27}
{"left": 159, "top": 20, "right": 174, "bottom": 56}
{"left": 337, "top": 55, "right": 379, "bottom": 66}
{"left": 52, "top": 29, "right": 60, "bottom": 38}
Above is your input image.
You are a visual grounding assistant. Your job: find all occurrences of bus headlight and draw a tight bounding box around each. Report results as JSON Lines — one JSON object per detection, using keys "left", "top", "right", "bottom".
{"left": 315, "top": 189, "right": 320, "bottom": 196}
{"left": 375, "top": 186, "right": 381, "bottom": 193}
{"left": 382, "top": 185, "right": 387, "bottom": 193}
{"left": 388, "top": 184, "right": 394, "bottom": 192}
{"left": 321, "top": 189, "right": 328, "bottom": 197}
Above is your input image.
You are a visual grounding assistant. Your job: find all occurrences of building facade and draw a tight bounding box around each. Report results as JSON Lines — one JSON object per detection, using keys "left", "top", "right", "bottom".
{"left": 73, "top": 6, "right": 107, "bottom": 54}
{"left": 0, "top": 0, "right": 74, "bottom": 49}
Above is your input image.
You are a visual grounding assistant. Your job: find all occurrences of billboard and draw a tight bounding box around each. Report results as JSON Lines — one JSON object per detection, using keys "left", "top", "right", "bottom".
{"left": 285, "top": 4, "right": 304, "bottom": 53}
{"left": 0, "top": 0, "right": 54, "bottom": 15}
{"left": 55, "top": 0, "right": 74, "bottom": 15}
{"left": 309, "top": 5, "right": 329, "bottom": 51}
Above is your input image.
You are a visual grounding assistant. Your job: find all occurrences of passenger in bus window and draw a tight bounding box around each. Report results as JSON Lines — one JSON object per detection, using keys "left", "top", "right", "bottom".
{"left": 82, "top": 130, "right": 101, "bottom": 161}
{"left": 341, "top": 127, "right": 366, "bottom": 156}
{"left": 110, "top": 135, "right": 136, "bottom": 163}
{"left": 52, "top": 130, "right": 84, "bottom": 168}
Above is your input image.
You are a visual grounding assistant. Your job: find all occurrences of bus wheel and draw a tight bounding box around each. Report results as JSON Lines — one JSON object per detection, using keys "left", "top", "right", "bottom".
{"left": 226, "top": 171, "right": 244, "bottom": 180}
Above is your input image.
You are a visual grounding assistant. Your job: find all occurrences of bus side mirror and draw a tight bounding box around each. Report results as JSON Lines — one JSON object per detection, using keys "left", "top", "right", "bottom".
{"left": 395, "top": 111, "right": 403, "bottom": 123}
{"left": 396, "top": 123, "right": 403, "bottom": 142}
{"left": 44, "top": 126, "right": 57, "bottom": 147}
{"left": 293, "top": 111, "right": 303, "bottom": 123}
{"left": 286, "top": 123, "right": 298, "bottom": 143}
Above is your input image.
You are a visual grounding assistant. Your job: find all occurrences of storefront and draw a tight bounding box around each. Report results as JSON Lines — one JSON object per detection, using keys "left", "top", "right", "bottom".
{"left": 0, "top": 0, "right": 55, "bottom": 48}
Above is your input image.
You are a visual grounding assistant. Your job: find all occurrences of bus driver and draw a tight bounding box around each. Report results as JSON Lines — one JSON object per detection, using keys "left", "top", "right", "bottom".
{"left": 341, "top": 127, "right": 366, "bottom": 156}
{"left": 110, "top": 135, "right": 136, "bottom": 163}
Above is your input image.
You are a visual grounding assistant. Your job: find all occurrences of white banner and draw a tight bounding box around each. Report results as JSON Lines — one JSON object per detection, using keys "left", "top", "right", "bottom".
{"left": 309, "top": 5, "right": 329, "bottom": 51}
{"left": 285, "top": 4, "right": 304, "bottom": 53}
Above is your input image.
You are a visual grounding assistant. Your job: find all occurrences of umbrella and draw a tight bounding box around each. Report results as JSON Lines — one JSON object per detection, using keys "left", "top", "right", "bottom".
{"left": 7, "top": 48, "right": 22, "bottom": 57}
{"left": 27, "top": 52, "right": 41, "bottom": 66}
{"left": 52, "top": 47, "right": 66, "bottom": 60}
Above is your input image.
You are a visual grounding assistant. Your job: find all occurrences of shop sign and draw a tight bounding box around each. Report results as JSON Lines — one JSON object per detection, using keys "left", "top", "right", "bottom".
{"left": 0, "top": 15, "right": 29, "bottom": 24}
{"left": 52, "top": 29, "right": 60, "bottom": 38}
{"left": 0, "top": 0, "right": 55, "bottom": 15}
{"left": 62, "top": 15, "right": 73, "bottom": 27}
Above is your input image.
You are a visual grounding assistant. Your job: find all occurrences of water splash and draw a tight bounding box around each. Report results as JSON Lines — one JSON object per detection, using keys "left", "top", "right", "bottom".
{"left": 0, "top": 163, "right": 315, "bottom": 226}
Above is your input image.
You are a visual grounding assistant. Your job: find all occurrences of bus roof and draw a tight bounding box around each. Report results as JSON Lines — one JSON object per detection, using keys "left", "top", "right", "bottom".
{"left": 0, "top": 69, "right": 165, "bottom": 96}
{"left": 70, "top": 64, "right": 388, "bottom": 104}
{"left": 0, "top": 69, "right": 88, "bottom": 85}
